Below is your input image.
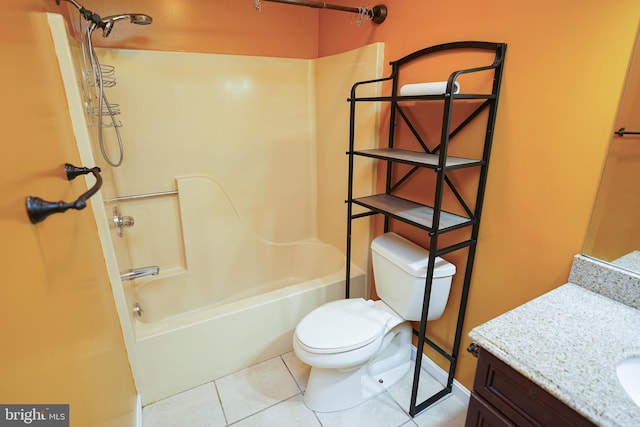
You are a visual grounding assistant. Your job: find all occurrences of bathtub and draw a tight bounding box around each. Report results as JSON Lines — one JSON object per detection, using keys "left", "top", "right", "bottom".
{"left": 134, "top": 245, "right": 365, "bottom": 405}
{"left": 135, "top": 240, "right": 348, "bottom": 324}
{"left": 130, "top": 176, "right": 366, "bottom": 404}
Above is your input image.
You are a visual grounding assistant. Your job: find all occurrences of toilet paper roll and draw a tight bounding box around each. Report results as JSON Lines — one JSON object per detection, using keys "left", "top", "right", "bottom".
{"left": 399, "top": 81, "right": 460, "bottom": 96}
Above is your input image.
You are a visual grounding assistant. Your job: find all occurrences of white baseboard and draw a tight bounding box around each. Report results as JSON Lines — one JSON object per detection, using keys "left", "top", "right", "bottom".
{"left": 136, "top": 394, "right": 143, "bottom": 427}
{"left": 411, "top": 346, "right": 470, "bottom": 404}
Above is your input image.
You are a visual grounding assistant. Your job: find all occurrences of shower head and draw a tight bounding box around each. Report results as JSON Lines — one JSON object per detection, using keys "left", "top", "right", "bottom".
{"left": 100, "top": 14, "right": 153, "bottom": 38}
{"left": 55, "top": 0, "right": 153, "bottom": 37}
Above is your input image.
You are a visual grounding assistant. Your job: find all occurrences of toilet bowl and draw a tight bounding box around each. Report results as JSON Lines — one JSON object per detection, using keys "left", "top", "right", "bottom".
{"left": 294, "top": 298, "right": 412, "bottom": 412}
{"left": 293, "top": 232, "right": 456, "bottom": 412}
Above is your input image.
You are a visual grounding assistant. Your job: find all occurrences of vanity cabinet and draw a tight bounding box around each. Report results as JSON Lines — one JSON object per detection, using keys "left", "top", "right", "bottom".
{"left": 344, "top": 41, "right": 507, "bottom": 416}
{"left": 465, "top": 347, "right": 597, "bottom": 427}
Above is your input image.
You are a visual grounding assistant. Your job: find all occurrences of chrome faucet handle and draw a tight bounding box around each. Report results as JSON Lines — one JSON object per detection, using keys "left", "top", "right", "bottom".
{"left": 111, "top": 206, "right": 135, "bottom": 237}
{"left": 132, "top": 303, "right": 144, "bottom": 318}
{"left": 118, "top": 215, "right": 135, "bottom": 227}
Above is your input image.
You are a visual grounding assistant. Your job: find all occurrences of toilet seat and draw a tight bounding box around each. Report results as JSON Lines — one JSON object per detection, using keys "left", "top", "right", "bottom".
{"left": 295, "top": 299, "right": 393, "bottom": 354}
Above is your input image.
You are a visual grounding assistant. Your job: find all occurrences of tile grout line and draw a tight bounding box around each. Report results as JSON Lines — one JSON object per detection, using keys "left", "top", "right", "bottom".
{"left": 280, "top": 354, "right": 305, "bottom": 393}
{"left": 226, "top": 392, "right": 305, "bottom": 426}
{"left": 385, "top": 389, "right": 412, "bottom": 419}
{"left": 212, "top": 380, "right": 230, "bottom": 426}
{"left": 280, "top": 355, "right": 329, "bottom": 427}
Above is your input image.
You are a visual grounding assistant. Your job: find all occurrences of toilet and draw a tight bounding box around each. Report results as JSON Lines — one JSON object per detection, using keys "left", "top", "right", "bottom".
{"left": 293, "top": 232, "right": 456, "bottom": 412}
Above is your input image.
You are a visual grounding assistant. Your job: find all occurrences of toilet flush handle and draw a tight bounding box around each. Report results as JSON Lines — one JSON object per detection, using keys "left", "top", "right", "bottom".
{"left": 466, "top": 342, "right": 480, "bottom": 357}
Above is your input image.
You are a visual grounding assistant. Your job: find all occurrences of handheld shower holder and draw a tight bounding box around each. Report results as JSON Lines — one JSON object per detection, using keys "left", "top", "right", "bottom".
{"left": 55, "top": 0, "right": 105, "bottom": 31}
{"left": 56, "top": 0, "right": 152, "bottom": 167}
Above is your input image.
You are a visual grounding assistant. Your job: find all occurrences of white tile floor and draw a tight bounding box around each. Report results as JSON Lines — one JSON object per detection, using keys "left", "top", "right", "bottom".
{"left": 142, "top": 351, "right": 468, "bottom": 427}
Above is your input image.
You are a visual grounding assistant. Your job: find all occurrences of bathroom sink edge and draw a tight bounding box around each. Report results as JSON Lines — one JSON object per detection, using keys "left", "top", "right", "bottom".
{"left": 616, "top": 357, "right": 640, "bottom": 408}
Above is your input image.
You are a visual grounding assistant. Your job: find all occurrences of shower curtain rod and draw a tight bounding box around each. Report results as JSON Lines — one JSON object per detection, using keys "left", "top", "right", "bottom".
{"left": 260, "top": 0, "right": 387, "bottom": 24}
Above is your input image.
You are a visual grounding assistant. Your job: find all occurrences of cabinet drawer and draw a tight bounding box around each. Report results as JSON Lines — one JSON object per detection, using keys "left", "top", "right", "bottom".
{"left": 473, "top": 348, "right": 596, "bottom": 427}
{"left": 466, "top": 392, "right": 516, "bottom": 427}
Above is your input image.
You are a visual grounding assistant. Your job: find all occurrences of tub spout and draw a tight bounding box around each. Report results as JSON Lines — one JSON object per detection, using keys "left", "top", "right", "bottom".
{"left": 120, "top": 265, "right": 159, "bottom": 281}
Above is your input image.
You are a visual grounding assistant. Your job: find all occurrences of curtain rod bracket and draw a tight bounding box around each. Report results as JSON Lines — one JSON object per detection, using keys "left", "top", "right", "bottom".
{"left": 370, "top": 5, "right": 387, "bottom": 24}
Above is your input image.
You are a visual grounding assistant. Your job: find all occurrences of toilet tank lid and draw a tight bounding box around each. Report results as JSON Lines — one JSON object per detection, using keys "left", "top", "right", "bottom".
{"left": 371, "top": 232, "right": 456, "bottom": 278}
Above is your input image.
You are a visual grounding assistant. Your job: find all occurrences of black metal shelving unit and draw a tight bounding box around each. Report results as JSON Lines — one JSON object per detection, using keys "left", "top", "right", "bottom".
{"left": 344, "top": 41, "right": 507, "bottom": 417}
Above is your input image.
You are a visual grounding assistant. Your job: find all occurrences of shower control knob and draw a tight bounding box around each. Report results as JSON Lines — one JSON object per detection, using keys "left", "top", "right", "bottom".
{"left": 119, "top": 215, "right": 134, "bottom": 227}
{"left": 132, "top": 303, "right": 144, "bottom": 317}
{"left": 111, "top": 206, "right": 135, "bottom": 237}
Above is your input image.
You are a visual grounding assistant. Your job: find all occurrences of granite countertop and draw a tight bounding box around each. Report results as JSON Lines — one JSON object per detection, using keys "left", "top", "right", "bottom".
{"left": 612, "top": 251, "right": 640, "bottom": 275}
{"left": 469, "top": 283, "right": 640, "bottom": 427}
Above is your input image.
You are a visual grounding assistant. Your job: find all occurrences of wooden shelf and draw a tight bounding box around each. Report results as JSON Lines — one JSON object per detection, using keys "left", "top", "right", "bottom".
{"left": 352, "top": 194, "right": 473, "bottom": 232}
{"left": 353, "top": 148, "right": 484, "bottom": 170}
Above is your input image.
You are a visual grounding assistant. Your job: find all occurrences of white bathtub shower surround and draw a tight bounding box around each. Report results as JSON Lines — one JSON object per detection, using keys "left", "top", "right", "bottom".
{"left": 115, "top": 43, "right": 383, "bottom": 405}
{"left": 48, "top": 12, "right": 384, "bottom": 406}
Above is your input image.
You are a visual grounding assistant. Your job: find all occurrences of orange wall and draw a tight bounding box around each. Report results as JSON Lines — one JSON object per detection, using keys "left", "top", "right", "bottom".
{"left": 319, "top": 0, "right": 640, "bottom": 387}
{"left": 57, "top": 0, "right": 318, "bottom": 58}
{"left": 1, "top": 2, "right": 137, "bottom": 426}
{"left": 46, "top": 0, "right": 640, "bottom": 392}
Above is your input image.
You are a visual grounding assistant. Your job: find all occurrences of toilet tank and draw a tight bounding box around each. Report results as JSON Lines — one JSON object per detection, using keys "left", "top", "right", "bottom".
{"left": 371, "top": 232, "right": 456, "bottom": 321}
